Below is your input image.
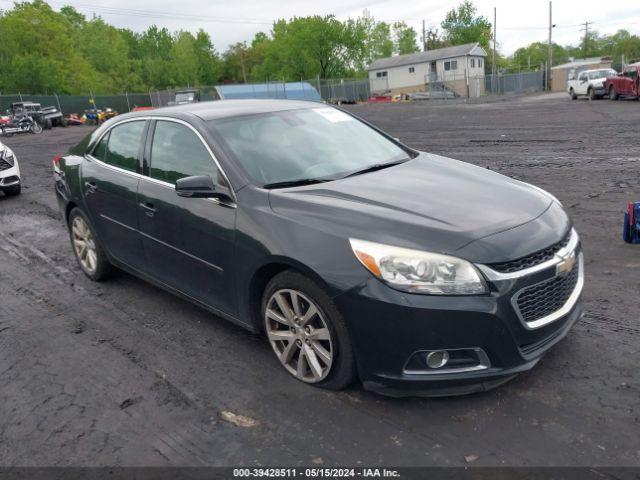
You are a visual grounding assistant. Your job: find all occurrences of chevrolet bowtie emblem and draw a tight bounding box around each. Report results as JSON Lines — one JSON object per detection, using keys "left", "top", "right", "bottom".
{"left": 556, "top": 251, "right": 576, "bottom": 276}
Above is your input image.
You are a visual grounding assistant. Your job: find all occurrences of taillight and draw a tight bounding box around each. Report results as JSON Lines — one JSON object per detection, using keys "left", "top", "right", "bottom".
{"left": 53, "top": 155, "right": 62, "bottom": 173}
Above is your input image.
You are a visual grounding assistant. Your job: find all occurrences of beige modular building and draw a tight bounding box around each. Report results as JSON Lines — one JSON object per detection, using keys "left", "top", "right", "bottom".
{"left": 367, "top": 43, "right": 487, "bottom": 98}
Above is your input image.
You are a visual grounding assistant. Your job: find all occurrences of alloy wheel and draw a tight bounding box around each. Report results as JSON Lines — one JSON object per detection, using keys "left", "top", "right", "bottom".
{"left": 265, "top": 289, "right": 334, "bottom": 383}
{"left": 71, "top": 216, "right": 98, "bottom": 274}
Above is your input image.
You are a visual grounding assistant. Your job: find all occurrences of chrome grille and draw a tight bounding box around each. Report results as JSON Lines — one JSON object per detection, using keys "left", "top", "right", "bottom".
{"left": 488, "top": 232, "right": 571, "bottom": 273}
{"left": 515, "top": 262, "right": 580, "bottom": 325}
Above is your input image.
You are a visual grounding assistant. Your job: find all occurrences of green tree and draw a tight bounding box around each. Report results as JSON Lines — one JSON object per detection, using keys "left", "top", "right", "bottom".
{"left": 259, "top": 15, "right": 365, "bottom": 80}
{"left": 194, "top": 30, "right": 221, "bottom": 85}
{"left": 601, "top": 29, "right": 640, "bottom": 63}
{"left": 0, "top": 0, "right": 97, "bottom": 93}
{"left": 511, "top": 42, "right": 569, "bottom": 70}
{"left": 392, "top": 22, "right": 419, "bottom": 54}
{"left": 441, "top": 0, "right": 492, "bottom": 50}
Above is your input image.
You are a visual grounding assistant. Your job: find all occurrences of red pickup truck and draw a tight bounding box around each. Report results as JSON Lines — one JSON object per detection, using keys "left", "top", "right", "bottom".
{"left": 605, "top": 63, "right": 640, "bottom": 100}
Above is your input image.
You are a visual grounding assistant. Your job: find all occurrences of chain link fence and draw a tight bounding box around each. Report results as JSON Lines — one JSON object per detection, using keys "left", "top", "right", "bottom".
{"left": 0, "top": 71, "right": 546, "bottom": 115}
{"left": 0, "top": 93, "right": 154, "bottom": 116}
{"left": 485, "top": 71, "right": 545, "bottom": 95}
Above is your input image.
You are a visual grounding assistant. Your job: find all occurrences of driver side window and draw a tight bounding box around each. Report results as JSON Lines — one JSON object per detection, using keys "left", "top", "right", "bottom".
{"left": 149, "top": 121, "right": 221, "bottom": 185}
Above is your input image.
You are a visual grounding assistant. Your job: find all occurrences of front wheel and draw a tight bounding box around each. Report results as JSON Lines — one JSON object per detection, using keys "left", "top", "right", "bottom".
{"left": 68, "top": 208, "right": 112, "bottom": 281}
{"left": 262, "top": 271, "right": 356, "bottom": 390}
{"left": 569, "top": 88, "right": 577, "bottom": 100}
{"left": 588, "top": 88, "right": 596, "bottom": 100}
{"left": 31, "top": 122, "right": 43, "bottom": 134}
{"left": 609, "top": 86, "right": 618, "bottom": 100}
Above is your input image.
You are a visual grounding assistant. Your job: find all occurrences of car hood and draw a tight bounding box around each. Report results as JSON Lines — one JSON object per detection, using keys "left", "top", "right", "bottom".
{"left": 268, "top": 153, "right": 566, "bottom": 263}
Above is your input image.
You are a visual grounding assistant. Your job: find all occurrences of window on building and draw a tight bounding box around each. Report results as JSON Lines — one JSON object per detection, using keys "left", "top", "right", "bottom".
{"left": 470, "top": 58, "right": 475, "bottom": 68}
{"left": 479, "top": 58, "right": 483, "bottom": 68}
{"left": 376, "top": 71, "right": 388, "bottom": 78}
{"left": 444, "top": 60, "right": 458, "bottom": 71}
{"left": 408, "top": 66, "right": 415, "bottom": 73}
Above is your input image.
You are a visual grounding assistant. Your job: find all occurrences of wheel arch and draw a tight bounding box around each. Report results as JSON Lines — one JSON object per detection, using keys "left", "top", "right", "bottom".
{"left": 245, "top": 257, "right": 334, "bottom": 333}
{"left": 65, "top": 201, "right": 78, "bottom": 225}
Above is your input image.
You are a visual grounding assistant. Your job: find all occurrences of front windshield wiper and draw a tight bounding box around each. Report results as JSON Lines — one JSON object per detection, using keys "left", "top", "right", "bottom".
{"left": 340, "top": 158, "right": 410, "bottom": 179}
{"left": 263, "top": 178, "right": 330, "bottom": 189}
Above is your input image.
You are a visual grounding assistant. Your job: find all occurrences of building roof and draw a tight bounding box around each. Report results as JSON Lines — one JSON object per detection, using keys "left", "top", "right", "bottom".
{"left": 368, "top": 43, "right": 486, "bottom": 71}
{"left": 551, "top": 57, "right": 613, "bottom": 70}
{"left": 215, "top": 82, "right": 321, "bottom": 102}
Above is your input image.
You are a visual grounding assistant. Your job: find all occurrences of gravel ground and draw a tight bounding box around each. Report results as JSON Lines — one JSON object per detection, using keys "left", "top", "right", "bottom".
{"left": 0, "top": 92, "right": 638, "bottom": 467}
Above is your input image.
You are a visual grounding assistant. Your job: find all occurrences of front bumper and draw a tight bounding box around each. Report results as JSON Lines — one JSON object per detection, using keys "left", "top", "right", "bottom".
{"left": 334, "top": 236, "right": 584, "bottom": 397}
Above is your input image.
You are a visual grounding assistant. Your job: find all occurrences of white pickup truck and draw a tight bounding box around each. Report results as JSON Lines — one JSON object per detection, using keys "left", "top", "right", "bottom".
{"left": 568, "top": 68, "right": 618, "bottom": 100}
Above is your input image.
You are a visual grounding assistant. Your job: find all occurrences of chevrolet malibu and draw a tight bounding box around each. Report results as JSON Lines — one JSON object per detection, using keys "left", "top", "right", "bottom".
{"left": 54, "top": 100, "right": 584, "bottom": 396}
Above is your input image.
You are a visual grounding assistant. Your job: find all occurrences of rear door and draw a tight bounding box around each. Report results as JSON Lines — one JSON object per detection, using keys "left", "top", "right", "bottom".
{"left": 137, "top": 119, "right": 237, "bottom": 316}
{"left": 82, "top": 120, "right": 147, "bottom": 270}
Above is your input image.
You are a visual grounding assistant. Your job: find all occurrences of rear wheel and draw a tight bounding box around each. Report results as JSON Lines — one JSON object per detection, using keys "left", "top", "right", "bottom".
{"left": 68, "top": 208, "right": 112, "bottom": 281}
{"left": 609, "top": 86, "right": 618, "bottom": 100}
{"left": 262, "top": 271, "right": 356, "bottom": 390}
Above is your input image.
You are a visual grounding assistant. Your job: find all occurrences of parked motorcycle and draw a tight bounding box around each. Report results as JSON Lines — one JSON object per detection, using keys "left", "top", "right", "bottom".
{"left": 0, "top": 113, "right": 43, "bottom": 136}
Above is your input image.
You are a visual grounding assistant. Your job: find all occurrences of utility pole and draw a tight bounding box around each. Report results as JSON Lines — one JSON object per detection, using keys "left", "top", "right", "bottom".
{"left": 492, "top": 6, "right": 496, "bottom": 91}
{"left": 581, "top": 21, "right": 592, "bottom": 58}
{"left": 422, "top": 19, "right": 427, "bottom": 52}
{"left": 547, "top": 1, "right": 552, "bottom": 91}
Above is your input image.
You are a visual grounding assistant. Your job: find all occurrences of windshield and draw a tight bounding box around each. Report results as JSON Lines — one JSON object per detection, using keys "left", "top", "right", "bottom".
{"left": 588, "top": 69, "right": 616, "bottom": 80}
{"left": 209, "top": 107, "right": 410, "bottom": 186}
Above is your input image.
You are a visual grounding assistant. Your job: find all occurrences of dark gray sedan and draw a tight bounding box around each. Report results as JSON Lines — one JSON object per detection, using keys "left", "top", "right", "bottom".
{"left": 54, "top": 100, "right": 583, "bottom": 396}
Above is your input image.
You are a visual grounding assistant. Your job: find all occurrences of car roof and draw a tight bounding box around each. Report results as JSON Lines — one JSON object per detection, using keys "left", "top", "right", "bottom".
{"left": 581, "top": 68, "right": 615, "bottom": 73}
{"left": 118, "top": 99, "right": 322, "bottom": 122}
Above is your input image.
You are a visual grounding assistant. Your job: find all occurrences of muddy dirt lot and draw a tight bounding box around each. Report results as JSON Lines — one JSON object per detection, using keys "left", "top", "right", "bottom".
{"left": 0, "top": 93, "right": 638, "bottom": 467}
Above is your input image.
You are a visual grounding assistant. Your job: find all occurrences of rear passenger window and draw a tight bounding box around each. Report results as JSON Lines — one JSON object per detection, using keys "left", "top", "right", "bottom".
{"left": 103, "top": 121, "right": 145, "bottom": 172}
{"left": 92, "top": 132, "right": 109, "bottom": 161}
{"left": 150, "top": 121, "right": 219, "bottom": 184}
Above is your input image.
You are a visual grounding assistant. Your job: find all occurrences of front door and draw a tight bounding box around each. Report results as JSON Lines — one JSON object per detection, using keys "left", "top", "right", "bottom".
{"left": 430, "top": 61, "right": 437, "bottom": 82}
{"left": 137, "top": 119, "right": 237, "bottom": 316}
{"left": 576, "top": 71, "right": 589, "bottom": 95}
{"left": 82, "top": 120, "right": 147, "bottom": 270}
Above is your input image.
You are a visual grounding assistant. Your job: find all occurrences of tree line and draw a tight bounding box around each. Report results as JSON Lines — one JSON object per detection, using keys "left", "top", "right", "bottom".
{"left": 0, "top": 0, "right": 639, "bottom": 95}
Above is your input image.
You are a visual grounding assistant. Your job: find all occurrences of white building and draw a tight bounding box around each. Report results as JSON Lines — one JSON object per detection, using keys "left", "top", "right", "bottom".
{"left": 368, "top": 43, "right": 488, "bottom": 98}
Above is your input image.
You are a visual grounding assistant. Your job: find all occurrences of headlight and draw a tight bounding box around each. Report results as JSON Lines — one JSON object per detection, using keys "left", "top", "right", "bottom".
{"left": 0, "top": 145, "right": 14, "bottom": 166}
{"left": 349, "top": 239, "right": 488, "bottom": 295}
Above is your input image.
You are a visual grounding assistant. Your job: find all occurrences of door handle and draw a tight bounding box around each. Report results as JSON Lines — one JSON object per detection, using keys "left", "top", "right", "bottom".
{"left": 139, "top": 202, "right": 157, "bottom": 217}
{"left": 84, "top": 181, "right": 97, "bottom": 194}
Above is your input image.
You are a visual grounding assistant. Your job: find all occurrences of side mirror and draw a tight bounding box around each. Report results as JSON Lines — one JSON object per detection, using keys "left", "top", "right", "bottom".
{"left": 175, "top": 175, "right": 233, "bottom": 202}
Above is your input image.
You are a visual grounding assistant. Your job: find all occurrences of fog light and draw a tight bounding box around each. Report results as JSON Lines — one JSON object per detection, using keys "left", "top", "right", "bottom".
{"left": 426, "top": 350, "right": 449, "bottom": 369}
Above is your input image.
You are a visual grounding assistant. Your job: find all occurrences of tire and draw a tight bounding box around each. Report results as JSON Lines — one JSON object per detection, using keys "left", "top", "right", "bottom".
{"left": 61, "top": 117, "right": 68, "bottom": 127}
{"left": 31, "top": 122, "right": 43, "bottom": 134}
{"left": 262, "top": 270, "right": 356, "bottom": 390}
{"left": 44, "top": 119, "right": 52, "bottom": 130}
{"left": 569, "top": 88, "right": 577, "bottom": 100}
{"left": 67, "top": 207, "right": 112, "bottom": 281}
{"left": 3, "top": 184, "right": 21, "bottom": 196}
{"left": 588, "top": 88, "right": 596, "bottom": 101}
{"left": 609, "top": 86, "right": 618, "bottom": 100}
